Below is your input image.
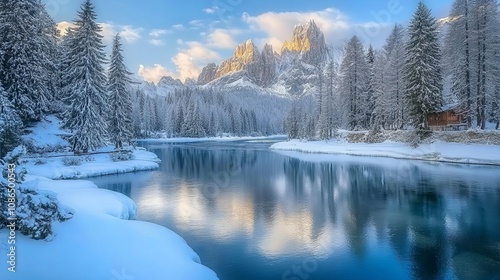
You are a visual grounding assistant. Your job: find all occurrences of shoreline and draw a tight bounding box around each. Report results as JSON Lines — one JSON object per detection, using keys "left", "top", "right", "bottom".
{"left": 1, "top": 145, "right": 218, "bottom": 280}
{"left": 270, "top": 140, "right": 500, "bottom": 166}
{"left": 20, "top": 148, "right": 161, "bottom": 180}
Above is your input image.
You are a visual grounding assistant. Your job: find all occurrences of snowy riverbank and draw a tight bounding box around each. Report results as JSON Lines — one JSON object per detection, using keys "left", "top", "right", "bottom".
{"left": 1, "top": 113, "right": 219, "bottom": 279}
{"left": 20, "top": 147, "right": 161, "bottom": 179}
{"left": 271, "top": 139, "right": 500, "bottom": 166}
{"left": 0, "top": 176, "right": 219, "bottom": 280}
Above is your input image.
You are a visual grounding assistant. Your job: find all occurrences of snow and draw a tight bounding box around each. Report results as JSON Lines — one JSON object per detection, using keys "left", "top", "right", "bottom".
{"left": 21, "top": 148, "right": 160, "bottom": 179}
{"left": 0, "top": 113, "right": 218, "bottom": 278}
{"left": 22, "top": 115, "right": 71, "bottom": 151}
{"left": 271, "top": 139, "right": 500, "bottom": 166}
{"left": 0, "top": 178, "right": 218, "bottom": 280}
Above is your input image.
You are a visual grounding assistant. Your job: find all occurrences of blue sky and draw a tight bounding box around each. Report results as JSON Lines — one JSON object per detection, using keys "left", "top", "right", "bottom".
{"left": 43, "top": 0, "right": 453, "bottom": 83}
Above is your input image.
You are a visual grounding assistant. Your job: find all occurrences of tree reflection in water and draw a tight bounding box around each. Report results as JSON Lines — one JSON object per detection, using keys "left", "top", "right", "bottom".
{"left": 93, "top": 141, "right": 500, "bottom": 280}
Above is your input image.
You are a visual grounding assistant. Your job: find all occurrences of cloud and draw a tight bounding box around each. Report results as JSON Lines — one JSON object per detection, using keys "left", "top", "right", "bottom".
{"left": 139, "top": 42, "right": 221, "bottom": 83}
{"left": 138, "top": 64, "right": 178, "bottom": 84}
{"left": 119, "top": 26, "right": 143, "bottom": 43}
{"left": 243, "top": 8, "right": 349, "bottom": 52}
{"left": 243, "top": 7, "right": 393, "bottom": 50}
{"left": 148, "top": 28, "right": 176, "bottom": 46}
{"left": 56, "top": 21, "right": 76, "bottom": 36}
{"left": 172, "top": 41, "right": 221, "bottom": 81}
{"left": 149, "top": 39, "right": 166, "bottom": 47}
{"left": 149, "top": 29, "right": 170, "bottom": 38}
{"left": 203, "top": 7, "right": 218, "bottom": 14}
{"left": 57, "top": 21, "right": 142, "bottom": 43}
{"left": 189, "top": 20, "right": 204, "bottom": 29}
{"left": 206, "top": 28, "right": 240, "bottom": 49}
{"left": 99, "top": 23, "right": 117, "bottom": 43}
{"left": 172, "top": 24, "right": 184, "bottom": 30}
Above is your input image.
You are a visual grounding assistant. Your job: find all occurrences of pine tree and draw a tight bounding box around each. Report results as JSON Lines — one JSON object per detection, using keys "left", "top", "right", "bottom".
{"left": 131, "top": 89, "right": 142, "bottom": 137}
{"left": 371, "top": 49, "right": 388, "bottom": 130}
{"left": 339, "top": 36, "right": 369, "bottom": 130}
{"left": 472, "top": 0, "right": 499, "bottom": 129}
{"left": 317, "top": 66, "right": 329, "bottom": 139}
{"left": 318, "top": 54, "right": 337, "bottom": 139}
{"left": 365, "top": 45, "right": 376, "bottom": 129}
{"left": 63, "top": 0, "right": 108, "bottom": 153}
{"left": 384, "top": 24, "right": 407, "bottom": 129}
{"left": 285, "top": 101, "right": 300, "bottom": 139}
{"left": 0, "top": 86, "right": 22, "bottom": 157}
{"left": 59, "top": 27, "right": 77, "bottom": 108}
{"left": 108, "top": 34, "right": 134, "bottom": 150}
{"left": 404, "top": 2, "right": 443, "bottom": 130}
{"left": 444, "top": 0, "right": 474, "bottom": 127}
{"left": 39, "top": 6, "right": 60, "bottom": 114}
{"left": 0, "top": 0, "right": 55, "bottom": 122}
{"left": 192, "top": 102, "right": 206, "bottom": 137}
{"left": 239, "top": 108, "right": 247, "bottom": 135}
{"left": 251, "top": 111, "right": 258, "bottom": 134}
{"left": 493, "top": 81, "right": 500, "bottom": 129}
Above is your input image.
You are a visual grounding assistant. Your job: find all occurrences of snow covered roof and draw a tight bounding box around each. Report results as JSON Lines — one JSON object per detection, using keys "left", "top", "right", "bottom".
{"left": 434, "top": 103, "right": 463, "bottom": 113}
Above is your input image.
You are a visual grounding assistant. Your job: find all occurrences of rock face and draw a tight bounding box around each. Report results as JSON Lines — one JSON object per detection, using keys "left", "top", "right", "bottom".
{"left": 197, "top": 63, "right": 218, "bottom": 85}
{"left": 184, "top": 78, "right": 197, "bottom": 86}
{"left": 195, "top": 20, "right": 328, "bottom": 95}
{"left": 258, "top": 44, "right": 276, "bottom": 87}
{"left": 215, "top": 39, "right": 261, "bottom": 80}
{"left": 281, "top": 20, "right": 327, "bottom": 65}
{"left": 157, "top": 76, "right": 184, "bottom": 87}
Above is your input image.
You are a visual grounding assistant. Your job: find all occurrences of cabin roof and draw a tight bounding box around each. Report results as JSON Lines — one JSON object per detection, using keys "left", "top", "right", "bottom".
{"left": 429, "top": 103, "right": 463, "bottom": 114}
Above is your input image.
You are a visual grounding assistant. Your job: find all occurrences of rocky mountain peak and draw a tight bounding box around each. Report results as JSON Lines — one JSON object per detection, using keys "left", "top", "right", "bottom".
{"left": 281, "top": 20, "right": 327, "bottom": 65}
{"left": 158, "top": 76, "right": 184, "bottom": 87}
{"left": 215, "top": 39, "right": 260, "bottom": 80}
{"left": 258, "top": 44, "right": 277, "bottom": 87}
{"left": 196, "top": 20, "right": 326, "bottom": 92}
{"left": 198, "top": 62, "right": 218, "bottom": 85}
{"left": 233, "top": 39, "right": 260, "bottom": 63}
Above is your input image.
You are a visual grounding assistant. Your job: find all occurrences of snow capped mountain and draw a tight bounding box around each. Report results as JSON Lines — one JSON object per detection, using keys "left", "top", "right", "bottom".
{"left": 157, "top": 76, "right": 184, "bottom": 88}
{"left": 195, "top": 20, "right": 328, "bottom": 97}
{"left": 214, "top": 39, "right": 261, "bottom": 83}
{"left": 281, "top": 20, "right": 327, "bottom": 66}
{"left": 198, "top": 63, "right": 218, "bottom": 85}
{"left": 138, "top": 20, "right": 328, "bottom": 98}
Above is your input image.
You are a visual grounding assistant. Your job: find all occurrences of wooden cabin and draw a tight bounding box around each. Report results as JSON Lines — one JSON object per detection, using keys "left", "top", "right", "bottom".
{"left": 427, "top": 105, "right": 467, "bottom": 131}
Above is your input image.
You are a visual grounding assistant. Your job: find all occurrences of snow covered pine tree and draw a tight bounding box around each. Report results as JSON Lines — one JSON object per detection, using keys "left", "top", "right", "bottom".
{"left": 62, "top": 0, "right": 109, "bottom": 153}
{"left": 108, "top": 34, "right": 134, "bottom": 150}
{"left": 404, "top": 2, "right": 442, "bottom": 131}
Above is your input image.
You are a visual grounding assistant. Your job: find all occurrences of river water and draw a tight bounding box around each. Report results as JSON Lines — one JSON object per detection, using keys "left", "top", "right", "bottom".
{"left": 90, "top": 139, "right": 500, "bottom": 280}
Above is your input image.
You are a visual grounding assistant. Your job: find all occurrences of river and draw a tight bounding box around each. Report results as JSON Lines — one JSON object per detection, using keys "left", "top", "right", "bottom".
{"left": 89, "top": 139, "right": 500, "bottom": 280}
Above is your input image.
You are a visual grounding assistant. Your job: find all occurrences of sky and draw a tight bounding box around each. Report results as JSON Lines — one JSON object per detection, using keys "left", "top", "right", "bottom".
{"left": 42, "top": 0, "right": 454, "bottom": 83}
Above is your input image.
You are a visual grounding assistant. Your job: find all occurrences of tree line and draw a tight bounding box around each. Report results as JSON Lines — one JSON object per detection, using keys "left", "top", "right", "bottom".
{"left": 0, "top": 0, "right": 136, "bottom": 155}
{"left": 286, "top": 1, "right": 500, "bottom": 140}
{"left": 132, "top": 88, "right": 270, "bottom": 138}
{"left": 0, "top": 0, "right": 289, "bottom": 156}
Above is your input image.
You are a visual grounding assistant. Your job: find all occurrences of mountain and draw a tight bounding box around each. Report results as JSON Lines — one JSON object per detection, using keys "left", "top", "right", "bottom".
{"left": 198, "top": 63, "right": 218, "bottom": 85}
{"left": 131, "top": 22, "right": 329, "bottom": 137}
{"left": 138, "top": 20, "right": 328, "bottom": 99}
{"left": 195, "top": 20, "right": 328, "bottom": 96}
{"left": 281, "top": 20, "right": 327, "bottom": 65}
{"left": 215, "top": 39, "right": 260, "bottom": 80}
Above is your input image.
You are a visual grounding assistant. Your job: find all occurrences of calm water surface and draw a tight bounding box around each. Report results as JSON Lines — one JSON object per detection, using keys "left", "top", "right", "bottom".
{"left": 90, "top": 139, "right": 500, "bottom": 280}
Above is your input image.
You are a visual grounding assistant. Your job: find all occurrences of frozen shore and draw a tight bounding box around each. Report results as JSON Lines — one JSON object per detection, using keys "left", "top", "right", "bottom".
{"left": 271, "top": 139, "right": 500, "bottom": 166}
{"left": 0, "top": 175, "right": 219, "bottom": 280}
{"left": 21, "top": 147, "right": 161, "bottom": 179}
